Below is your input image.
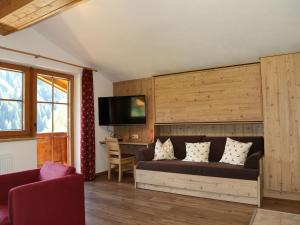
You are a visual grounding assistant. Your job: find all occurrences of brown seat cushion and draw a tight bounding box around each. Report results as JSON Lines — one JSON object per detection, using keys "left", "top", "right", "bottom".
{"left": 137, "top": 160, "right": 259, "bottom": 180}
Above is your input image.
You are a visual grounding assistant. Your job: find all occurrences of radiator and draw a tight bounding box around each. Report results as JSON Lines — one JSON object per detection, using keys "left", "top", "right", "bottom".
{"left": 0, "top": 154, "right": 14, "bottom": 175}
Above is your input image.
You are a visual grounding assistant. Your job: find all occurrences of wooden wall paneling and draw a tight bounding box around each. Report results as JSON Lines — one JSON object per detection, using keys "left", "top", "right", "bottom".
{"left": 261, "top": 53, "right": 300, "bottom": 199}
{"left": 155, "top": 123, "right": 264, "bottom": 137}
{"left": 154, "top": 63, "right": 263, "bottom": 123}
{"left": 113, "top": 78, "right": 154, "bottom": 142}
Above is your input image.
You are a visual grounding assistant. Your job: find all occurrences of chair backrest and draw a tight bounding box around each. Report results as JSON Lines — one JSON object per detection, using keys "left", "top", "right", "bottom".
{"left": 105, "top": 138, "right": 121, "bottom": 157}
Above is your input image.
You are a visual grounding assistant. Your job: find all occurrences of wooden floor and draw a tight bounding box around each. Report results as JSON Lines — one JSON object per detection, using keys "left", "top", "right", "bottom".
{"left": 85, "top": 173, "right": 300, "bottom": 225}
{"left": 250, "top": 209, "right": 300, "bottom": 225}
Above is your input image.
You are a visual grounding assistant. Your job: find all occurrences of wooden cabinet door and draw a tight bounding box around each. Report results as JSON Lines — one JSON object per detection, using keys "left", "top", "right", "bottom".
{"left": 261, "top": 53, "right": 300, "bottom": 197}
{"left": 154, "top": 64, "right": 263, "bottom": 123}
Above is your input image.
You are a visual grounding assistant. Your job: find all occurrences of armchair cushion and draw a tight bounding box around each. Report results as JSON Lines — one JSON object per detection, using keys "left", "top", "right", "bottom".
{"left": 0, "top": 169, "right": 40, "bottom": 203}
{"left": 0, "top": 201, "right": 9, "bottom": 225}
{"left": 39, "top": 161, "right": 75, "bottom": 181}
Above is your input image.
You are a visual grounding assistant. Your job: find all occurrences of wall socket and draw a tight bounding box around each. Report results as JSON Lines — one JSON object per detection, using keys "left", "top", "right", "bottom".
{"left": 130, "top": 134, "right": 139, "bottom": 140}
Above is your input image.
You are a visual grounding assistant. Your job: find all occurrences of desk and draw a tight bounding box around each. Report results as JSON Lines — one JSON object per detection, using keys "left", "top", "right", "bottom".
{"left": 99, "top": 140, "right": 152, "bottom": 157}
{"left": 99, "top": 141, "right": 151, "bottom": 147}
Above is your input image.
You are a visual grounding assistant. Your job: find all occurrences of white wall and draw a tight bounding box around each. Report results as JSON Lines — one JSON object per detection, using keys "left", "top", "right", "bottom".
{"left": 0, "top": 28, "right": 113, "bottom": 173}
{"left": 73, "top": 70, "right": 113, "bottom": 173}
{"left": 93, "top": 73, "right": 113, "bottom": 173}
{"left": 0, "top": 140, "right": 37, "bottom": 173}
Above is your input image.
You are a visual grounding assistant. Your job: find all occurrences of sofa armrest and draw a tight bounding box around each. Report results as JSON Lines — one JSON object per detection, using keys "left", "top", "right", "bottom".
{"left": 0, "top": 169, "right": 40, "bottom": 202}
{"left": 136, "top": 143, "right": 155, "bottom": 162}
{"left": 244, "top": 152, "right": 262, "bottom": 169}
{"left": 8, "top": 174, "right": 85, "bottom": 225}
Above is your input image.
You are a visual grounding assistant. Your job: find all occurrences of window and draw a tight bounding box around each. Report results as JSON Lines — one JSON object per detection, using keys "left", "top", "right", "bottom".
{"left": 0, "top": 62, "right": 32, "bottom": 138}
{"left": 36, "top": 74, "right": 69, "bottom": 133}
{"left": 0, "top": 62, "right": 74, "bottom": 165}
{"left": 34, "top": 69, "right": 74, "bottom": 166}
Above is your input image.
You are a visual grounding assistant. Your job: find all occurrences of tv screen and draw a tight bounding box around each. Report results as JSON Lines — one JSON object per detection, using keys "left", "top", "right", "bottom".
{"left": 98, "top": 95, "right": 146, "bottom": 125}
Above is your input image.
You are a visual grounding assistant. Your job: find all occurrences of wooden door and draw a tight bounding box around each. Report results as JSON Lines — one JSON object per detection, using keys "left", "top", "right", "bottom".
{"left": 261, "top": 53, "right": 300, "bottom": 200}
{"left": 35, "top": 71, "right": 73, "bottom": 167}
{"left": 37, "top": 133, "right": 68, "bottom": 166}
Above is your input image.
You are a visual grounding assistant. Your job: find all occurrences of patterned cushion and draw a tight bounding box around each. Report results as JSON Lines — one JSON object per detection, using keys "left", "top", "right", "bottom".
{"left": 153, "top": 138, "right": 176, "bottom": 160}
{"left": 182, "top": 142, "right": 211, "bottom": 162}
{"left": 220, "top": 138, "right": 252, "bottom": 165}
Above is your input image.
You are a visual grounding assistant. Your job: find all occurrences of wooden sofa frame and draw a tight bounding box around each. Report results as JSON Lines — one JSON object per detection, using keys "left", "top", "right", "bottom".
{"left": 135, "top": 159, "right": 263, "bottom": 207}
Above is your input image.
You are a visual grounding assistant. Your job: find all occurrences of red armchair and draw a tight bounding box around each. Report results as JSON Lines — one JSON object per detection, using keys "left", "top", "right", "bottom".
{"left": 0, "top": 162, "right": 85, "bottom": 225}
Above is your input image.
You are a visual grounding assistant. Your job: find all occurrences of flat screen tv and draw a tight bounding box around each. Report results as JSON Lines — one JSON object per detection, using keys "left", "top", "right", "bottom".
{"left": 98, "top": 95, "right": 146, "bottom": 125}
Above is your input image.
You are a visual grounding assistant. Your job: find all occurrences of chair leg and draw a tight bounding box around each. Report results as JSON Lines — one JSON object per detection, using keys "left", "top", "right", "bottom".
{"left": 108, "top": 163, "right": 111, "bottom": 180}
{"left": 118, "top": 164, "right": 122, "bottom": 182}
{"left": 133, "top": 161, "right": 136, "bottom": 184}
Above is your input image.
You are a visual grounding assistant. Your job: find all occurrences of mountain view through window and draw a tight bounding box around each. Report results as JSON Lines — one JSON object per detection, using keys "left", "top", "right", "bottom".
{"left": 0, "top": 68, "right": 23, "bottom": 131}
{"left": 37, "top": 75, "right": 68, "bottom": 133}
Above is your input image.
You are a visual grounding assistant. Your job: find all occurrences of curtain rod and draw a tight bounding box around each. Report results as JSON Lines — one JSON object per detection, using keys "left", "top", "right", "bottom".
{"left": 0, "top": 45, "right": 98, "bottom": 72}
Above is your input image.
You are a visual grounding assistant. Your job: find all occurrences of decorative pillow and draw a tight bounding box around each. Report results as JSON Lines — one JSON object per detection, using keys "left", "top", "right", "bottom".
{"left": 39, "top": 161, "right": 76, "bottom": 181}
{"left": 153, "top": 138, "right": 176, "bottom": 160}
{"left": 182, "top": 142, "right": 211, "bottom": 162}
{"left": 220, "top": 138, "right": 253, "bottom": 165}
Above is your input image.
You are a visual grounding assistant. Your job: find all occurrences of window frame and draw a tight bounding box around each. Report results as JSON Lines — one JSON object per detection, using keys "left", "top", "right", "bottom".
{"left": 36, "top": 72, "right": 70, "bottom": 134}
{"left": 0, "top": 62, "right": 33, "bottom": 138}
{"left": 0, "top": 62, "right": 75, "bottom": 165}
{"left": 33, "top": 68, "right": 74, "bottom": 165}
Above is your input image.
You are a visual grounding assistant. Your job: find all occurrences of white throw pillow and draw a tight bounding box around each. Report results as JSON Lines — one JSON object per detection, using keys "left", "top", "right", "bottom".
{"left": 153, "top": 138, "right": 176, "bottom": 160}
{"left": 220, "top": 138, "right": 252, "bottom": 165}
{"left": 182, "top": 142, "right": 211, "bottom": 162}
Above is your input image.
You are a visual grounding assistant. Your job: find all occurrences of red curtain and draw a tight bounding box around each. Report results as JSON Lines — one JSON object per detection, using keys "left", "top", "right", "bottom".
{"left": 80, "top": 69, "right": 95, "bottom": 181}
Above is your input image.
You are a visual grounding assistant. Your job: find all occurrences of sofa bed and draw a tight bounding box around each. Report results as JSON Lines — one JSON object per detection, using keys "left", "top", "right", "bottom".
{"left": 135, "top": 136, "right": 264, "bottom": 206}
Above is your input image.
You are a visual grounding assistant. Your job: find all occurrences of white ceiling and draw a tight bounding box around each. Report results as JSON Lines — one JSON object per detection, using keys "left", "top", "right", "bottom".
{"left": 33, "top": 0, "right": 300, "bottom": 81}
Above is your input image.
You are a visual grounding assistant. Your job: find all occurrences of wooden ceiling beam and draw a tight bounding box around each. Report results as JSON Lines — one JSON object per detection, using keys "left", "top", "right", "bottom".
{"left": 0, "top": 0, "right": 34, "bottom": 18}
{"left": 0, "top": 0, "right": 84, "bottom": 35}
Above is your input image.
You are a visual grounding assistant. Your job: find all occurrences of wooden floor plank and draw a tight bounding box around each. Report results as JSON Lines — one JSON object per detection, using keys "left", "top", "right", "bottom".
{"left": 85, "top": 174, "right": 300, "bottom": 225}
{"left": 251, "top": 209, "right": 300, "bottom": 225}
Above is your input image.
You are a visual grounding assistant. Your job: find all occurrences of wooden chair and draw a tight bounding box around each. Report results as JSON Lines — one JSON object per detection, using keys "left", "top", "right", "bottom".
{"left": 105, "top": 138, "right": 135, "bottom": 182}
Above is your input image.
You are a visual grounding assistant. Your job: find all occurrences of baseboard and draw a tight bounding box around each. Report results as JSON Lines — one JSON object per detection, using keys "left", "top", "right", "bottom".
{"left": 264, "top": 189, "right": 300, "bottom": 201}
{"left": 95, "top": 171, "right": 108, "bottom": 177}
{"left": 95, "top": 170, "right": 134, "bottom": 177}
